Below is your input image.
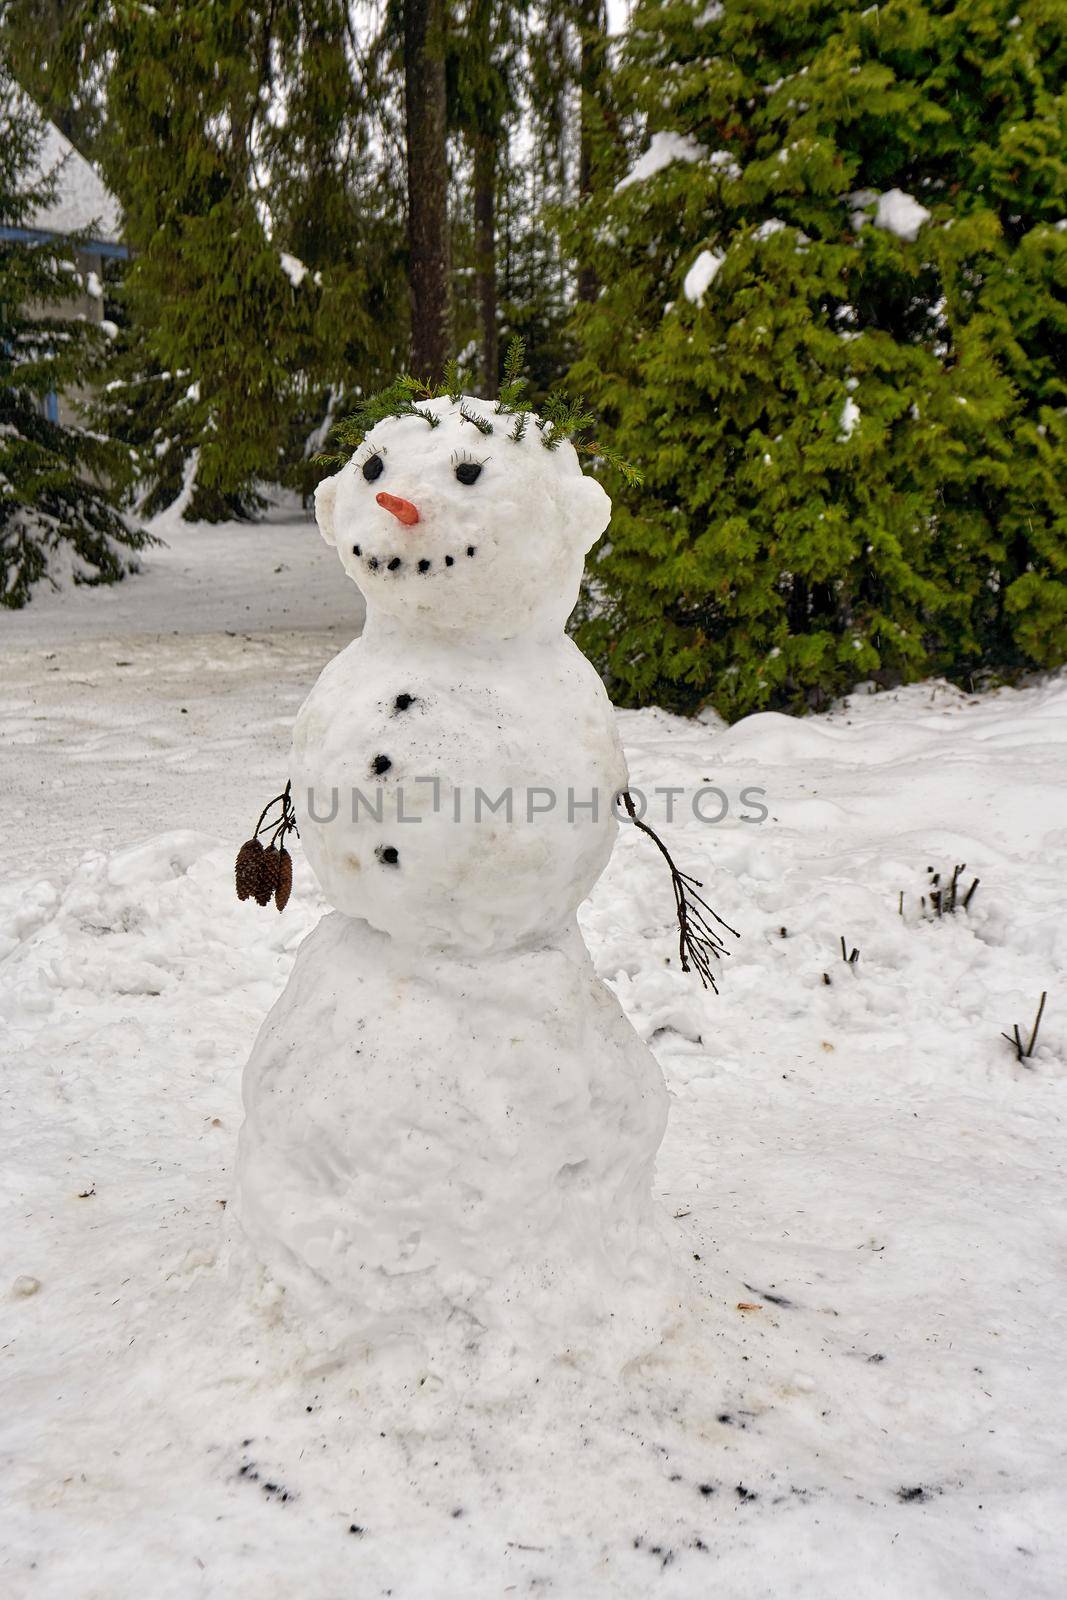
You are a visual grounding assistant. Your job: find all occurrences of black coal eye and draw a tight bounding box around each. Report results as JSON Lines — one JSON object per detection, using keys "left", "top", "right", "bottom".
{"left": 362, "top": 453, "right": 384, "bottom": 483}
{"left": 454, "top": 461, "right": 482, "bottom": 486}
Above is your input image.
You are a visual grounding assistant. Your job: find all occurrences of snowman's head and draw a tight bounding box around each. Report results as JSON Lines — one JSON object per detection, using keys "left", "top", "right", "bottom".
{"left": 314, "top": 397, "right": 611, "bottom": 638}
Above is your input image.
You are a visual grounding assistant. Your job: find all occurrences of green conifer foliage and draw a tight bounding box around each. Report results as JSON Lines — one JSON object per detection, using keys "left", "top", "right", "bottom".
{"left": 570, "top": 0, "right": 1067, "bottom": 717}
{"left": 67, "top": 3, "right": 318, "bottom": 517}
{"left": 0, "top": 78, "right": 144, "bottom": 607}
{"left": 52, "top": 2, "right": 406, "bottom": 521}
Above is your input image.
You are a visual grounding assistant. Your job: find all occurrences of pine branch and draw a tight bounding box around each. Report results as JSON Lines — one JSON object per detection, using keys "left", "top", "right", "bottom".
{"left": 441, "top": 357, "right": 469, "bottom": 402}
{"left": 578, "top": 440, "right": 643, "bottom": 486}
{"left": 459, "top": 403, "right": 494, "bottom": 435}
{"left": 318, "top": 344, "right": 639, "bottom": 488}
{"left": 495, "top": 336, "right": 528, "bottom": 412}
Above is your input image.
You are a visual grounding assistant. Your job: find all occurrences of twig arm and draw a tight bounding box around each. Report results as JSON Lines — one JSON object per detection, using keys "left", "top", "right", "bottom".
{"left": 620, "top": 790, "right": 738, "bottom": 992}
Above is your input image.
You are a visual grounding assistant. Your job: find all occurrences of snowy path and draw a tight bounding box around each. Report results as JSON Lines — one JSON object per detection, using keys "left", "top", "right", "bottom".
{"left": 2, "top": 528, "right": 1066, "bottom": 1598}
{"left": 1, "top": 504, "right": 362, "bottom": 876}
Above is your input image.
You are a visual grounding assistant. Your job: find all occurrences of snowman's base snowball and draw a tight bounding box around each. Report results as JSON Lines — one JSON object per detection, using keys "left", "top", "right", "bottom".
{"left": 235, "top": 912, "right": 676, "bottom": 1370}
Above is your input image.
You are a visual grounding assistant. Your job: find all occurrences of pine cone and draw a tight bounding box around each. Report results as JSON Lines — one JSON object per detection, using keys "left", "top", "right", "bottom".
{"left": 256, "top": 846, "right": 282, "bottom": 906}
{"left": 274, "top": 847, "right": 293, "bottom": 912}
{"left": 235, "top": 838, "right": 265, "bottom": 902}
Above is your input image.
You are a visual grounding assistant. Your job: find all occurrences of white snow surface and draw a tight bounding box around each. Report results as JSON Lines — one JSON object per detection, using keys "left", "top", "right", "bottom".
{"left": 616, "top": 131, "right": 704, "bottom": 191}
{"left": 2, "top": 511, "right": 1067, "bottom": 1596}
{"left": 1, "top": 498, "right": 360, "bottom": 882}
{"left": 26, "top": 115, "right": 123, "bottom": 243}
{"left": 146, "top": 448, "right": 200, "bottom": 536}
{"left": 683, "top": 248, "right": 724, "bottom": 304}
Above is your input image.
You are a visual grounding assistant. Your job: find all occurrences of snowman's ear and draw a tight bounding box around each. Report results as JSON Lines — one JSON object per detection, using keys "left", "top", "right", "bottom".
{"left": 571, "top": 471, "right": 612, "bottom": 553}
{"left": 314, "top": 472, "right": 340, "bottom": 547}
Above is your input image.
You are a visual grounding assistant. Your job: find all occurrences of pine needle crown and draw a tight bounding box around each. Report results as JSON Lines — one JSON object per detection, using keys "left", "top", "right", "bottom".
{"left": 317, "top": 337, "right": 641, "bottom": 486}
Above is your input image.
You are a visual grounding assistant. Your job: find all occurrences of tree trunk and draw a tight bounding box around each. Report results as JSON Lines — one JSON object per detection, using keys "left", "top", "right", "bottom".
{"left": 404, "top": 0, "right": 449, "bottom": 380}
{"left": 576, "top": 1, "right": 607, "bottom": 304}
{"left": 473, "top": 128, "right": 498, "bottom": 397}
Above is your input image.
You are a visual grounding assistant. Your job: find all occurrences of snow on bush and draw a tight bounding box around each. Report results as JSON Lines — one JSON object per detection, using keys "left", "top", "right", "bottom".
{"left": 838, "top": 395, "right": 861, "bottom": 440}
{"left": 683, "top": 248, "right": 724, "bottom": 304}
{"left": 615, "top": 131, "right": 703, "bottom": 191}
{"left": 874, "top": 187, "right": 931, "bottom": 241}
{"left": 278, "top": 251, "right": 308, "bottom": 287}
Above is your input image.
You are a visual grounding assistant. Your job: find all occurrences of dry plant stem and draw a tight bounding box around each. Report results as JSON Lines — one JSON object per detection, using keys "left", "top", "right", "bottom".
{"left": 930, "top": 870, "right": 942, "bottom": 916}
{"left": 948, "top": 863, "right": 962, "bottom": 912}
{"left": 914, "top": 864, "right": 980, "bottom": 919}
{"left": 1000, "top": 992, "right": 1048, "bottom": 1064}
{"left": 254, "top": 780, "right": 299, "bottom": 845}
{"left": 620, "top": 790, "right": 738, "bottom": 992}
{"left": 1027, "top": 991, "right": 1047, "bottom": 1056}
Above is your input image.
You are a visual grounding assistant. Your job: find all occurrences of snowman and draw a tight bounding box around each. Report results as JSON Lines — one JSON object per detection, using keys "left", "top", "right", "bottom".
{"left": 235, "top": 382, "right": 708, "bottom": 1366}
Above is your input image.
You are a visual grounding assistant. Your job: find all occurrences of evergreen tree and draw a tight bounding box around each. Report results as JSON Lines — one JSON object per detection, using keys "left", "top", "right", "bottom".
{"left": 574, "top": 1, "right": 623, "bottom": 304}
{"left": 449, "top": 0, "right": 538, "bottom": 394}
{"left": 88, "top": 312, "right": 215, "bottom": 523}
{"left": 451, "top": 0, "right": 505, "bottom": 395}
{"left": 40, "top": 1, "right": 406, "bottom": 520}
{"left": 570, "top": 0, "right": 1067, "bottom": 717}
{"left": 497, "top": 157, "right": 575, "bottom": 400}
{"left": 1, "top": 0, "right": 100, "bottom": 152}
{"left": 240, "top": 0, "right": 409, "bottom": 500}
{"left": 491, "top": 1, "right": 629, "bottom": 397}
{"left": 404, "top": 0, "right": 451, "bottom": 379}
{"left": 0, "top": 76, "right": 144, "bottom": 607}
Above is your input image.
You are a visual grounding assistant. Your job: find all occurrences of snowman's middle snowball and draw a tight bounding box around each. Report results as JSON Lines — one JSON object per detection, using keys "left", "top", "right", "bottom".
{"left": 291, "top": 626, "right": 626, "bottom": 955}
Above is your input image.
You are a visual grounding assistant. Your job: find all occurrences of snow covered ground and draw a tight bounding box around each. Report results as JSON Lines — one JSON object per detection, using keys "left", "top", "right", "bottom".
{"left": 1, "top": 499, "right": 360, "bottom": 879}
{"left": 2, "top": 511, "right": 1065, "bottom": 1598}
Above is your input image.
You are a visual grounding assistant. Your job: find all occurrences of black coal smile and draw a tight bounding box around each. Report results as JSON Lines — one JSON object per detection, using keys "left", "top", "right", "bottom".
{"left": 352, "top": 545, "right": 477, "bottom": 574}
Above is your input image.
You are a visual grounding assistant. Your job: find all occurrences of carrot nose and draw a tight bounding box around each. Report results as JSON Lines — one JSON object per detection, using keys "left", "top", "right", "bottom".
{"left": 376, "top": 491, "right": 420, "bottom": 526}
